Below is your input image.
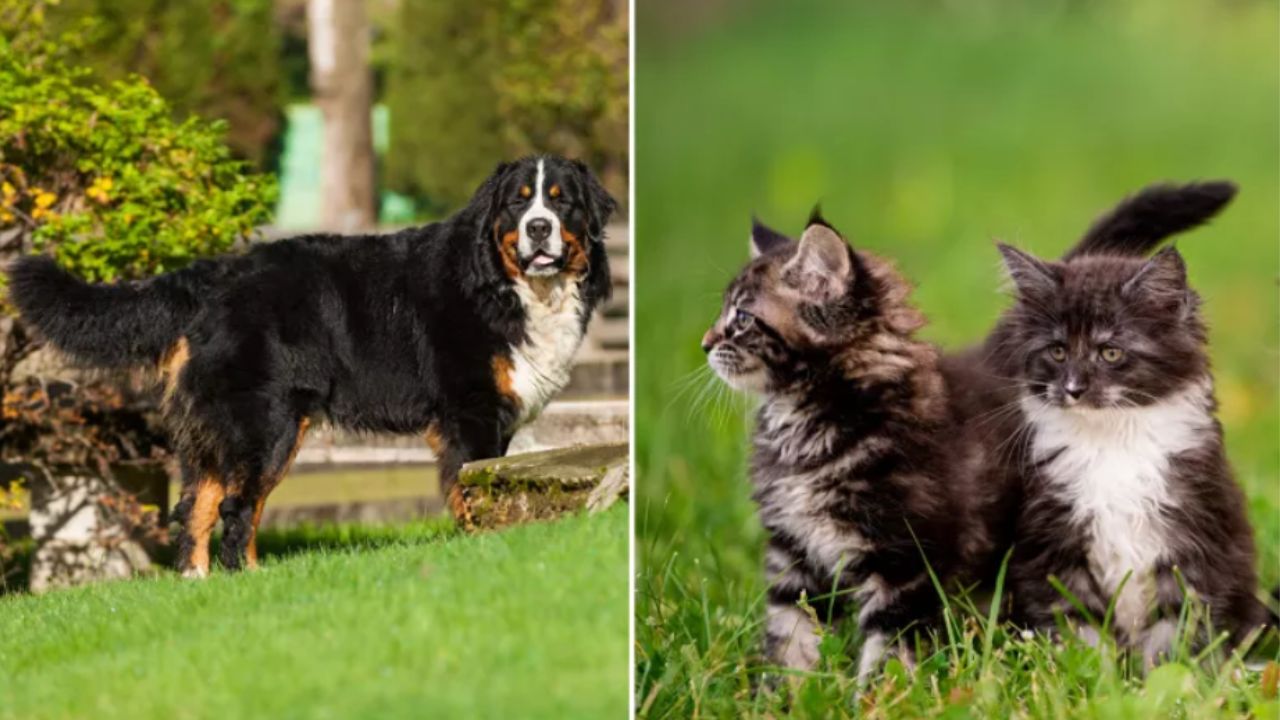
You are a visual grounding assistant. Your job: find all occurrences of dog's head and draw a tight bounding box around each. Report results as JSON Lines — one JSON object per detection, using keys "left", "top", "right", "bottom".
{"left": 471, "top": 156, "right": 617, "bottom": 280}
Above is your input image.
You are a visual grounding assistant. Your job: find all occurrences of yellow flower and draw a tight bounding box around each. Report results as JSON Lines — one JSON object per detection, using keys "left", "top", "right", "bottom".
{"left": 33, "top": 190, "right": 56, "bottom": 209}
{"left": 87, "top": 176, "right": 114, "bottom": 204}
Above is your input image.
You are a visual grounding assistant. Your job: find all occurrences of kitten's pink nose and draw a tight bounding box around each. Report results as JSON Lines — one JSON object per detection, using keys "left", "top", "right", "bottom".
{"left": 701, "top": 329, "right": 719, "bottom": 354}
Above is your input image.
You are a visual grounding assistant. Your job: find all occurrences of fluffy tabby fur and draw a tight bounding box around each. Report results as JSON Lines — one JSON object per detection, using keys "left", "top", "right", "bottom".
{"left": 982, "top": 180, "right": 1269, "bottom": 661}
{"left": 7, "top": 155, "right": 615, "bottom": 577}
{"left": 702, "top": 211, "right": 1008, "bottom": 681}
{"left": 703, "top": 181, "right": 1259, "bottom": 681}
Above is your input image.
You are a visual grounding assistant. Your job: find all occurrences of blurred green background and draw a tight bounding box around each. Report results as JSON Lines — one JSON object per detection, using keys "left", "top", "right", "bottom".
{"left": 636, "top": 0, "right": 1277, "bottom": 715}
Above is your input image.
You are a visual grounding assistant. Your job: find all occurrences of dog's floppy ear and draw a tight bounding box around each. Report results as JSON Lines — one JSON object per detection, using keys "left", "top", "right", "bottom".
{"left": 572, "top": 159, "right": 617, "bottom": 239}
{"left": 467, "top": 161, "right": 512, "bottom": 234}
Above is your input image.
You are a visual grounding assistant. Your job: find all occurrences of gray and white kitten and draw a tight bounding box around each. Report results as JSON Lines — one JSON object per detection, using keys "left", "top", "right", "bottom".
{"left": 984, "top": 181, "right": 1269, "bottom": 662}
{"left": 702, "top": 212, "right": 1004, "bottom": 682}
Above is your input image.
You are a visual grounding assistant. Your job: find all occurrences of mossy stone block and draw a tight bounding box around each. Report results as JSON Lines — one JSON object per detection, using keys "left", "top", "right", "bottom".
{"left": 455, "top": 443, "right": 627, "bottom": 531}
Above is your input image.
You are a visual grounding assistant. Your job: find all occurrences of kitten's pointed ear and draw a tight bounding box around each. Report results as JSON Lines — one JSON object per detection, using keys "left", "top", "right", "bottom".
{"left": 781, "top": 216, "right": 852, "bottom": 299}
{"left": 997, "top": 243, "right": 1059, "bottom": 297}
{"left": 1124, "top": 245, "right": 1189, "bottom": 302}
{"left": 750, "top": 216, "right": 794, "bottom": 258}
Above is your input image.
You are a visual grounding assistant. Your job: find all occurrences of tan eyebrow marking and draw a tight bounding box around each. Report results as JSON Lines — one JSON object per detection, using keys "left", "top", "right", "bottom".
{"left": 520, "top": 185, "right": 532, "bottom": 198}
{"left": 549, "top": 184, "right": 561, "bottom": 198}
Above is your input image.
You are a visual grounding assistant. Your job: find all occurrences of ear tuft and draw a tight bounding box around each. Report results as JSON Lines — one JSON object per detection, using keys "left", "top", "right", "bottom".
{"left": 781, "top": 218, "right": 852, "bottom": 299}
{"left": 750, "top": 216, "right": 794, "bottom": 258}
{"left": 1123, "top": 245, "right": 1188, "bottom": 302}
{"left": 997, "top": 243, "right": 1059, "bottom": 297}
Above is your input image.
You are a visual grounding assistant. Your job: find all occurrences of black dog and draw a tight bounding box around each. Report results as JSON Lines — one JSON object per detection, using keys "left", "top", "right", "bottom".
{"left": 8, "top": 155, "right": 616, "bottom": 576}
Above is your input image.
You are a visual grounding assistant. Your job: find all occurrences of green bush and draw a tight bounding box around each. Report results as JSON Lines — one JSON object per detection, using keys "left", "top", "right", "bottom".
{"left": 386, "top": 0, "right": 627, "bottom": 212}
{"left": 45, "top": 0, "right": 284, "bottom": 167}
{"left": 0, "top": 0, "right": 276, "bottom": 373}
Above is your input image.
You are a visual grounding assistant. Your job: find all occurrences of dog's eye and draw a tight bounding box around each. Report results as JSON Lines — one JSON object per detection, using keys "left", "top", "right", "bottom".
{"left": 1099, "top": 346, "right": 1124, "bottom": 363}
{"left": 518, "top": 186, "right": 532, "bottom": 200}
{"left": 1048, "top": 344, "right": 1067, "bottom": 362}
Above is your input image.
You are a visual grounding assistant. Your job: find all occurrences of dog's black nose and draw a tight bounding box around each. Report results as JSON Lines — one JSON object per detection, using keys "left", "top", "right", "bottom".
{"left": 527, "top": 218, "right": 552, "bottom": 242}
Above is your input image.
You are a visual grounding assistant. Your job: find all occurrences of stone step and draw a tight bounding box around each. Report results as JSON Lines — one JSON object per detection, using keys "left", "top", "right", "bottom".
{"left": 506, "top": 399, "right": 628, "bottom": 454}
{"left": 604, "top": 223, "right": 629, "bottom": 253}
{"left": 591, "top": 321, "right": 629, "bottom": 352}
{"left": 610, "top": 259, "right": 630, "bottom": 286}
{"left": 294, "top": 398, "right": 628, "bottom": 467}
{"left": 602, "top": 294, "right": 628, "bottom": 318}
{"left": 564, "top": 349, "right": 628, "bottom": 397}
{"left": 453, "top": 443, "right": 628, "bottom": 531}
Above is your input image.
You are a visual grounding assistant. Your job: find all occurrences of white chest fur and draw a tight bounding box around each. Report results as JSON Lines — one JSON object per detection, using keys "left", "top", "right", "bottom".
{"left": 1023, "top": 380, "right": 1213, "bottom": 635}
{"left": 508, "top": 279, "right": 586, "bottom": 426}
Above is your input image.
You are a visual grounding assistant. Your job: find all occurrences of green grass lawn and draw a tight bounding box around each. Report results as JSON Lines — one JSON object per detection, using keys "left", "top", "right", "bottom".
{"left": 0, "top": 508, "right": 628, "bottom": 720}
{"left": 635, "top": 1, "right": 1279, "bottom": 717}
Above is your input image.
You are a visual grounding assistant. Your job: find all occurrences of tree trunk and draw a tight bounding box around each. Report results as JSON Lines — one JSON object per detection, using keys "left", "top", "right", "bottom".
{"left": 307, "top": 0, "right": 376, "bottom": 231}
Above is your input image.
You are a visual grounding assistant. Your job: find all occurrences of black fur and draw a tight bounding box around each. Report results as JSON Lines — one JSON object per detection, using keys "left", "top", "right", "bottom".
{"left": 977, "top": 180, "right": 1267, "bottom": 658}
{"left": 1062, "top": 180, "right": 1236, "bottom": 260}
{"left": 8, "top": 155, "right": 615, "bottom": 574}
{"left": 7, "top": 255, "right": 222, "bottom": 368}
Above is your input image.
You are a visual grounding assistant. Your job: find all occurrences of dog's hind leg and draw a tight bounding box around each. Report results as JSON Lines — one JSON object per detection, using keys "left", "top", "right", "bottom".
{"left": 173, "top": 461, "right": 226, "bottom": 579}
{"left": 219, "top": 415, "right": 312, "bottom": 571}
{"left": 244, "top": 417, "right": 311, "bottom": 569}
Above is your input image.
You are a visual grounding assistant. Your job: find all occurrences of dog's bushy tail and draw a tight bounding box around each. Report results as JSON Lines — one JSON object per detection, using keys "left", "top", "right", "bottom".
{"left": 7, "top": 255, "right": 213, "bottom": 368}
{"left": 1061, "top": 180, "right": 1237, "bottom": 261}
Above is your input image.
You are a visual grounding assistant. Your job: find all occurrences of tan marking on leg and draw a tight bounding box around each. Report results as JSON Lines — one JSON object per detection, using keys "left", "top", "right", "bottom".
{"left": 159, "top": 337, "right": 190, "bottom": 401}
{"left": 245, "top": 417, "right": 311, "bottom": 569}
{"left": 447, "top": 484, "right": 474, "bottom": 531}
{"left": 424, "top": 422, "right": 445, "bottom": 455}
{"left": 185, "top": 475, "right": 225, "bottom": 578}
{"left": 492, "top": 355, "right": 521, "bottom": 409}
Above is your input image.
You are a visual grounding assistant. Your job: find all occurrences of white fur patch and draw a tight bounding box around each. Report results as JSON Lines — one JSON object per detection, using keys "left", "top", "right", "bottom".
{"left": 760, "top": 458, "right": 875, "bottom": 574}
{"left": 856, "top": 631, "right": 888, "bottom": 682}
{"left": 507, "top": 279, "right": 586, "bottom": 427}
{"left": 516, "top": 159, "right": 563, "bottom": 270}
{"left": 1023, "top": 379, "right": 1214, "bottom": 637}
{"left": 766, "top": 603, "right": 823, "bottom": 671}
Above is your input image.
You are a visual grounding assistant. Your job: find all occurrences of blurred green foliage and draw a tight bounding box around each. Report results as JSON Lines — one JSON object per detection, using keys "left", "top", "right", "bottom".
{"left": 0, "top": 0, "right": 276, "bottom": 286}
{"left": 385, "top": 0, "right": 627, "bottom": 212}
{"left": 45, "top": 0, "right": 284, "bottom": 167}
{"left": 635, "top": 0, "right": 1278, "bottom": 716}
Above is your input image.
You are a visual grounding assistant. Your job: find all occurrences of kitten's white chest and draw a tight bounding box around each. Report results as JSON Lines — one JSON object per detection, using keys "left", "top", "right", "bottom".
{"left": 1024, "top": 383, "right": 1212, "bottom": 634}
{"left": 508, "top": 280, "right": 586, "bottom": 426}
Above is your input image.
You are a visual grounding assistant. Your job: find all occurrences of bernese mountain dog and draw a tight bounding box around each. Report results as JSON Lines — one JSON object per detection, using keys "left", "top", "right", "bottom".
{"left": 7, "top": 155, "right": 616, "bottom": 577}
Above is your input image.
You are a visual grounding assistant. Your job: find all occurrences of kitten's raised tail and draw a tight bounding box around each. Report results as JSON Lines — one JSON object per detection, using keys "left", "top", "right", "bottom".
{"left": 1062, "top": 180, "right": 1237, "bottom": 261}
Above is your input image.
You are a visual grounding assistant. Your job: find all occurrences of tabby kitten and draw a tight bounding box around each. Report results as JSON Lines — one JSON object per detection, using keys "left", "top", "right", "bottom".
{"left": 702, "top": 212, "right": 993, "bottom": 681}
{"left": 986, "top": 181, "right": 1267, "bottom": 662}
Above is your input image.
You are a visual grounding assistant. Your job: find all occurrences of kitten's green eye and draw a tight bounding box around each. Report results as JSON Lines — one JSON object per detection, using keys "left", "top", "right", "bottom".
{"left": 1100, "top": 346, "right": 1124, "bottom": 363}
{"left": 733, "top": 309, "right": 754, "bottom": 327}
{"left": 1048, "top": 345, "right": 1067, "bottom": 362}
